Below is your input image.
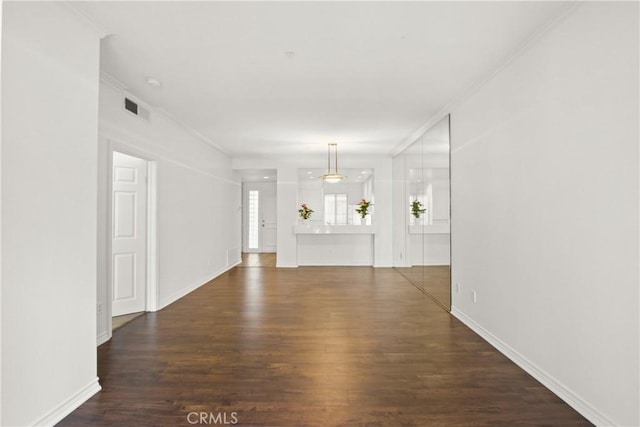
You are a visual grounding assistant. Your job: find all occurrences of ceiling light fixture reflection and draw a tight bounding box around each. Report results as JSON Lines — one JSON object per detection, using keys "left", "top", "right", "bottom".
{"left": 321, "top": 143, "right": 347, "bottom": 183}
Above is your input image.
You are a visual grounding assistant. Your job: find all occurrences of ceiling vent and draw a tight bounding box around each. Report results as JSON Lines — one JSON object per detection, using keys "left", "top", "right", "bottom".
{"left": 124, "top": 96, "right": 150, "bottom": 121}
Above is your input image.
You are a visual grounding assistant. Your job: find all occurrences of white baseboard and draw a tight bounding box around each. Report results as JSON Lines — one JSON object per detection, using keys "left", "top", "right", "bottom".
{"left": 31, "top": 378, "right": 101, "bottom": 426}
{"left": 96, "top": 330, "right": 111, "bottom": 346}
{"left": 157, "top": 262, "right": 240, "bottom": 310}
{"left": 451, "top": 306, "right": 615, "bottom": 427}
{"left": 275, "top": 263, "right": 298, "bottom": 268}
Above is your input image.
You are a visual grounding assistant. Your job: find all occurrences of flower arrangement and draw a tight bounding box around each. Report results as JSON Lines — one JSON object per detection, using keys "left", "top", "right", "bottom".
{"left": 298, "top": 204, "right": 314, "bottom": 220}
{"left": 411, "top": 200, "right": 427, "bottom": 219}
{"left": 355, "top": 199, "right": 372, "bottom": 219}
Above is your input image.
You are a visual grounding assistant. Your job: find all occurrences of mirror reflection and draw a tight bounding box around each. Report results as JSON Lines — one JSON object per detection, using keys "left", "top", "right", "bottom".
{"left": 394, "top": 116, "right": 451, "bottom": 310}
{"left": 298, "top": 168, "right": 374, "bottom": 225}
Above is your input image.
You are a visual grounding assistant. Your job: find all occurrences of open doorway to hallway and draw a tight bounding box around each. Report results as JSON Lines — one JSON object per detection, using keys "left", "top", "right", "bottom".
{"left": 109, "top": 150, "right": 157, "bottom": 332}
{"left": 238, "top": 253, "right": 277, "bottom": 267}
{"left": 241, "top": 169, "right": 277, "bottom": 265}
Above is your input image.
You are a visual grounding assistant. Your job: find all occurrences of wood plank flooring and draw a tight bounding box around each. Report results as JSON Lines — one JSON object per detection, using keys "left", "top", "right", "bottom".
{"left": 60, "top": 267, "right": 591, "bottom": 426}
{"left": 238, "top": 252, "right": 277, "bottom": 268}
{"left": 395, "top": 266, "right": 451, "bottom": 311}
{"left": 111, "top": 311, "right": 145, "bottom": 332}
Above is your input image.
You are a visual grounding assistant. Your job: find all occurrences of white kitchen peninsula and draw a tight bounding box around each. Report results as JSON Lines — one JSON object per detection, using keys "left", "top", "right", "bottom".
{"left": 295, "top": 224, "right": 375, "bottom": 266}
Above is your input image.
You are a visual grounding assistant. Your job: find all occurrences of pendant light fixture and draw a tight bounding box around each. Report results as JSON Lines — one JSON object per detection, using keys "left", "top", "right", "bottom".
{"left": 321, "top": 143, "right": 347, "bottom": 183}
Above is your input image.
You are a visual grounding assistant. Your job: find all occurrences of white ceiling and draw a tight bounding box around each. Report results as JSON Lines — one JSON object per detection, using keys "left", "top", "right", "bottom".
{"left": 238, "top": 168, "right": 277, "bottom": 183}
{"left": 70, "top": 1, "right": 571, "bottom": 158}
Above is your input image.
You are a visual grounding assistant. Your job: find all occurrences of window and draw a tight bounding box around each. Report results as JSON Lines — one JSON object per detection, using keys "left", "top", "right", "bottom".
{"left": 324, "top": 194, "right": 348, "bottom": 225}
{"left": 248, "top": 190, "right": 259, "bottom": 249}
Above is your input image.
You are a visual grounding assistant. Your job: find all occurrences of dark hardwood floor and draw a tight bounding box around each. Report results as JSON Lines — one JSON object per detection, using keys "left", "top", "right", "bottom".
{"left": 238, "top": 252, "right": 277, "bottom": 268}
{"left": 60, "top": 266, "right": 591, "bottom": 426}
{"left": 395, "top": 265, "right": 451, "bottom": 311}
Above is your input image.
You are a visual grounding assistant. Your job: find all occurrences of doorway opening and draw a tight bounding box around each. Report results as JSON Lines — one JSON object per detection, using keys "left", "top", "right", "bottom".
{"left": 109, "top": 150, "right": 157, "bottom": 332}
{"left": 240, "top": 170, "right": 277, "bottom": 265}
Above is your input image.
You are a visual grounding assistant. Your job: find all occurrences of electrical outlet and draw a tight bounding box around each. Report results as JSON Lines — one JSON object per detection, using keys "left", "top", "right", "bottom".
{"left": 456, "top": 282, "right": 460, "bottom": 294}
{"left": 472, "top": 290, "right": 477, "bottom": 303}
{"left": 97, "top": 303, "right": 102, "bottom": 313}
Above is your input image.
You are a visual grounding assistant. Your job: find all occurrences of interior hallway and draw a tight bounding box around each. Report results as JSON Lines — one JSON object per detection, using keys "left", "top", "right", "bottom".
{"left": 238, "top": 252, "right": 277, "bottom": 268}
{"left": 59, "top": 266, "right": 590, "bottom": 426}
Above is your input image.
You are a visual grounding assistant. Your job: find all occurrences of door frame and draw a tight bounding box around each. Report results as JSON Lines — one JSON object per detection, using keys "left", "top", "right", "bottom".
{"left": 242, "top": 182, "right": 277, "bottom": 254}
{"left": 259, "top": 187, "right": 277, "bottom": 253}
{"left": 106, "top": 141, "right": 158, "bottom": 336}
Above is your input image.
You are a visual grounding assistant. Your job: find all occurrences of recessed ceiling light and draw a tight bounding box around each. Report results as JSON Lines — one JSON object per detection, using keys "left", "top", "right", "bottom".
{"left": 307, "top": 171, "right": 312, "bottom": 175}
{"left": 284, "top": 51, "right": 295, "bottom": 58}
{"left": 263, "top": 176, "right": 269, "bottom": 179}
{"left": 145, "top": 77, "right": 162, "bottom": 88}
{"left": 361, "top": 171, "right": 368, "bottom": 174}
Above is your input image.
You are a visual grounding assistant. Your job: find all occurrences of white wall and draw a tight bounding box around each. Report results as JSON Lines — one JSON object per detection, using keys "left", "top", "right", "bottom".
{"left": 372, "top": 158, "right": 393, "bottom": 267}
{"left": 1, "top": 3, "right": 102, "bottom": 425}
{"left": 392, "top": 155, "right": 409, "bottom": 267}
{"left": 0, "top": 1, "right": 4, "bottom": 423}
{"left": 97, "top": 80, "right": 241, "bottom": 343}
{"left": 450, "top": 3, "right": 638, "bottom": 425}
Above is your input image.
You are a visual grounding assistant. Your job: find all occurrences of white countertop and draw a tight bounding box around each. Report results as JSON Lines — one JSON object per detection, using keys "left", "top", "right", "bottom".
{"left": 294, "top": 224, "right": 375, "bottom": 235}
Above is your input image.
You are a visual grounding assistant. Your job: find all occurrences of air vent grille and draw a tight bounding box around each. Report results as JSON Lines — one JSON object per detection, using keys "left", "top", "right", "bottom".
{"left": 124, "top": 97, "right": 138, "bottom": 114}
{"left": 124, "top": 97, "right": 150, "bottom": 121}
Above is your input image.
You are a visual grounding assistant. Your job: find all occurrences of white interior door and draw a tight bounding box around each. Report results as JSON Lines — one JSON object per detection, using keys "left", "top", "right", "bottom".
{"left": 112, "top": 151, "right": 147, "bottom": 316}
{"left": 261, "top": 189, "right": 277, "bottom": 253}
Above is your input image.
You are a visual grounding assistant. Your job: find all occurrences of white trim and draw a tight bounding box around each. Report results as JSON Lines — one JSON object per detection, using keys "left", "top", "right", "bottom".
{"left": 391, "top": 113, "right": 451, "bottom": 158}
{"left": 100, "top": 72, "right": 127, "bottom": 92}
{"left": 59, "top": 3, "right": 108, "bottom": 39}
{"left": 275, "top": 264, "right": 298, "bottom": 268}
{"left": 146, "top": 161, "right": 159, "bottom": 312}
{"left": 105, "top": 144, "right": 114, "bottom": 341}
{"left": 390, "top": 2, "right": 581, "bottom": 157}
{"left": 96, "top": 331, "right": 110, "bottom": 347}
{"left": 100, "top": 120, "right": 240, "bottom": 186}
{"left": 0, "top": 2, "right": 4, "bottom": 422}
{"left": 99, "top": 71, "right": 227, "bottom": 155}
{"left": 107, "top": 144, "right": 158, "bottom": 324}
{"left": 451, "top": 306, "right": 615, "bottom": 427}
{"left": 157, "top": 262, "right": 241, "bottom": 310}
{"left": 30, "top": 378, "right": 101, "bottom": 427}
{"left": 155, "top": 107, "right": 228, "bottom": 156}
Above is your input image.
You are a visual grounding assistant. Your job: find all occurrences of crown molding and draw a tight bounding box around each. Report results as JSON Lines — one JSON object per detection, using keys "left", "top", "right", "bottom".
{"left": 154, "top": 107, "right": 228, "bottom": 156}
{"left": 99, "top": 72, "right": 227, "bottom": 155}
{"left": 60, "top": 2, "right": 108, "bottom": 39}
{"left": 100, "top": 72, "right": 128, "bottom": 92}
{"left": 390, "top": 1, "right": 582, "bottom": 158}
